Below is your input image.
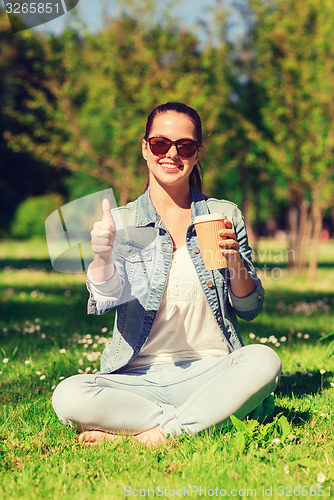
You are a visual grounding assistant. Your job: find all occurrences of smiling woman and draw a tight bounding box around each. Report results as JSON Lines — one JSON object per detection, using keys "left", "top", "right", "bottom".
{"left": 52, "top": 102, "right": 282, "bottom": 447}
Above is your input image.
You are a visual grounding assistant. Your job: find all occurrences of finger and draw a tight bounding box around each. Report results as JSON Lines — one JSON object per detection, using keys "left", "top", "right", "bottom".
{"left": 102, "top": 198, "right": 113, "bottom": 223}
{"left": 91, "top": 226, "right": 113, "bottom": 243}
{"left": 223, "top": 219, "right": 232, "bottom": 229}
{"left": 91, "top": 233, "right": 113, "bottom": 246}
{"left": 218, "top": 239, "right": 240, "bottom": 250}
{"left": 219, "top": 249, "right": 240, "bottom": 259}
{"left": 218, "top": 228, "right": 237, "bottom": 240}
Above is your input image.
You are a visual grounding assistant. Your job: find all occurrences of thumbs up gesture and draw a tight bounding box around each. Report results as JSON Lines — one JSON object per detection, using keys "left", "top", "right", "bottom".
{"left": 90, "top": 198, "right": 116, "bottom": 260}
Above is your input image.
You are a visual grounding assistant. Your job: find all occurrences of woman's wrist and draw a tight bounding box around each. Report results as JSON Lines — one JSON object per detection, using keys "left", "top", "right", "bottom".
{"left": 91, "top": 255, "right": 115, "bottom": 283}
{"left": 227, "top": 254, "right": 256, "bottom": 298}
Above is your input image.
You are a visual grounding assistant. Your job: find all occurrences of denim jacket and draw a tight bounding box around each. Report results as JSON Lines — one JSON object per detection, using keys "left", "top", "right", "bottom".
{"left": 87, "top": 188, "right": 264, "bottom": 374}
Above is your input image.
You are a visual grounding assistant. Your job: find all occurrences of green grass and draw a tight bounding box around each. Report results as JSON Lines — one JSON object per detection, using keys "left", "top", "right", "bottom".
{"left": 1, "top": 238, "right": 333, "bottom": 499}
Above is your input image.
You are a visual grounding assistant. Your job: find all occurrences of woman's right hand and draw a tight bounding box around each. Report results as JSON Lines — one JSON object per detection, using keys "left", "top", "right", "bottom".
{"left": 91, "top": 198, "right": 116, "bottom": 262}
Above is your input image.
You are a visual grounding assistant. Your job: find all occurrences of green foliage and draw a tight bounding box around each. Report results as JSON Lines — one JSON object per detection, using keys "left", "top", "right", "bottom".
{"left": 10, "top": 193, "right": 64, "bottom": 239}
{"left": 229, "top": 414, "right": 293, "bottom": 453}
{"left": 64, "top": 170, "right": 111, "bottom": 203}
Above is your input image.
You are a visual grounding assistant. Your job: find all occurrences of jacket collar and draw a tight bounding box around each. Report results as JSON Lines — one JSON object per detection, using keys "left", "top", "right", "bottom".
{"left": 135, "top": 187, "right": 210, "bottom": 227}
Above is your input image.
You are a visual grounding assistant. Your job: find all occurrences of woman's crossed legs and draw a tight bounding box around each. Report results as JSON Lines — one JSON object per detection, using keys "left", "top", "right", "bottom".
{"left": 52, "top": 344, "right": 281, "bottom": 446}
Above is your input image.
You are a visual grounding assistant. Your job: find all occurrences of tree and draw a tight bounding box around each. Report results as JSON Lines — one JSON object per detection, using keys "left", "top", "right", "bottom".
{"left": 250, "top": 0, "right": 334, "bottom": 276}
{"left": 0, "top": 12, "right": 67, "bottom": 235}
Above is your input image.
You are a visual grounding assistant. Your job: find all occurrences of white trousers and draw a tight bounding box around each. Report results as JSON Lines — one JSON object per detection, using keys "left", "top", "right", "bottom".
{"left": 52, "top": 344, "right": 282, "bottom": 436}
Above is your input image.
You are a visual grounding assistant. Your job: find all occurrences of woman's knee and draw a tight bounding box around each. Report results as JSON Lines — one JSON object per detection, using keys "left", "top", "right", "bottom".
{"left": 242, "top": 344, "right": 282, "bottom": 383}
{"left": 52, "top": 374, "right": 88, "bottom": 424}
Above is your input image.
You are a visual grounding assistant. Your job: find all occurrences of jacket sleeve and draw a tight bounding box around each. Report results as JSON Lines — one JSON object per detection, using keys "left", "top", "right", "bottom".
{"left": 86, "top": 261, "right": 125, "bottom": 315}
{"left": 227, "top": 208, "right": 264, "bottom": 321}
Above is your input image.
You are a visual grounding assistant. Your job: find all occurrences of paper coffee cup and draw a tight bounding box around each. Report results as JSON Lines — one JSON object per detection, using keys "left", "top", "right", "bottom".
{"left": 193, "top": 213, "right": 228, "bottom": 270}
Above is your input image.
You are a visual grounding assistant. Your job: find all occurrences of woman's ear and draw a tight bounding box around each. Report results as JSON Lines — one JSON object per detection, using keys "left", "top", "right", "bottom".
{"left": 195, "top": 144, "right": 202, "bottom": 162}
{"left": 142, "top": 139, "right": 148, "bottom": 161}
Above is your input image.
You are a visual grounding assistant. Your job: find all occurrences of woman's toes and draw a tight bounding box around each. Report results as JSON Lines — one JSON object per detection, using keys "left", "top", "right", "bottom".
{"left": 78, "top": 430, "right": 122, "bottom": 445}
{"left": 134, "top": 426, "right": 168, "bottom": 447}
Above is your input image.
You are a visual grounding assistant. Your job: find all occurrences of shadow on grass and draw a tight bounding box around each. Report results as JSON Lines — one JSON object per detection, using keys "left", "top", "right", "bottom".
{"left": 262, "top": 369, "right": 334, "bottom": 426}
{"left": 0, "top": 287, "right": 88, "bottom": 327}
{"left": 275, "top": 369, "right": 333, "bottom": 398}
{"left": 262, "top": 288, "right": 334, "bottom": 310}
{"left": 272, "top": 406, "right": 312, "bottom": 425}
{"left": 0, "top": 259, "right": 53, "bottom": 271}
{"left": 268, "top": 369, "right": 334, "bottom": 425}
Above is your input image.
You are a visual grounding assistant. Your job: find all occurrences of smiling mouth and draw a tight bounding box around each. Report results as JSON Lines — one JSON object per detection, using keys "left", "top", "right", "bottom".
{"left": 160, "top": 163, "right": 182, "bottom": 169}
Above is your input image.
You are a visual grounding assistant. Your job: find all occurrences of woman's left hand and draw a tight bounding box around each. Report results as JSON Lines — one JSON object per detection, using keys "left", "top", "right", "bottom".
{"left": 218, "top": 219, "right": 256, "bottom": 297}
{"left": 218, "top": 219, "right": 241, "bottom": 264}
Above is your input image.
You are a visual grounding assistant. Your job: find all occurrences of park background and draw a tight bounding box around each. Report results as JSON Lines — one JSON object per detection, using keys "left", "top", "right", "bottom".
{"left": 0, "top": 0, "right": 334, "bottom": 498}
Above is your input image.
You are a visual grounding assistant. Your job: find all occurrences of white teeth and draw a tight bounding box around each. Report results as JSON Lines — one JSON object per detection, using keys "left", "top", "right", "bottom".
{"left": 161, "top": 163, "right": 179, "bottom": 168}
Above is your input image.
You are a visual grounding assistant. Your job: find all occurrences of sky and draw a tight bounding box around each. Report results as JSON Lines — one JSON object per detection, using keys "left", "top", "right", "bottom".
{"left": 33, "top": 0, "right": 220, "bottom": 36}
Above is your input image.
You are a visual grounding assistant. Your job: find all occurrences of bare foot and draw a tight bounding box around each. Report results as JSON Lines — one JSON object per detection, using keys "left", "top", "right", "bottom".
{"left": 78, "top": 425, "right": 169, "bottom": 447}
{"left": 134, "top": 425, "right": 169, "bottom": 447}
{"left": 78, "top": 430, "right": 122, "bottom": 446}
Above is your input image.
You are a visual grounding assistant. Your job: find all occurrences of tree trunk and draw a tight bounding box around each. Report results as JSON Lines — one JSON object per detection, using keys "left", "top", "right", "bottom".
{"left": 240, "top": 159, "right": 256, "bottom": 246}
{"left": 295, "top": 198, "right": 311, "bottom": 271}
{"left": 242, "top": 198, "right": 257, "bottom": 247}
{"left": 287, "top": 205, "right": 298, "bottom": 268}
{"left": 307, "top": 202, "right": 323, "bottom": 281}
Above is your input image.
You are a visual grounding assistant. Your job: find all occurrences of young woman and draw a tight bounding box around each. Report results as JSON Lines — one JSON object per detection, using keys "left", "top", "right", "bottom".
{"left": 52, "top": 102, "right": 281, "bottom": 446}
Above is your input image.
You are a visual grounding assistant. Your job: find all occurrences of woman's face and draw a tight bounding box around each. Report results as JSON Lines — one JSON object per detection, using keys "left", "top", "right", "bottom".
{"left": 142, "top": 111, "right": 200, "bottom": 190}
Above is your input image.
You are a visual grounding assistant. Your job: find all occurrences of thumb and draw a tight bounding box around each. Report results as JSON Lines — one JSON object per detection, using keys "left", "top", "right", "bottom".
{"left": 102, "top": 198, "right": 113, "bottom": 223}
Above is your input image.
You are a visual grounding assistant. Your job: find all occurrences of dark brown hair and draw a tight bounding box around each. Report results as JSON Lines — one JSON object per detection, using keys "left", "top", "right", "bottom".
{"left": 143, "top": 102, "right": 203, "bottom": 193}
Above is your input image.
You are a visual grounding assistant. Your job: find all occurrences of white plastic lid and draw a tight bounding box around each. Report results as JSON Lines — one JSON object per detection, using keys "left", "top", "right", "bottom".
{"left": 193, "top": 213, "right": 226, "bottom": 224}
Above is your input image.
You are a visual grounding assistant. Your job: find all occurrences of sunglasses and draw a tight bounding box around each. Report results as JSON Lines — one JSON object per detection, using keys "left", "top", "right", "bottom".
{"left": 147, "top": 136, "right": 199, "bottom": 159}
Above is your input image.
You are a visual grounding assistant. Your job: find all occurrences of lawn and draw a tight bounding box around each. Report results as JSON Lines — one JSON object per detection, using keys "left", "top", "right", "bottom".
{"left": 0, "top": 238, "right": 333, "bottom": 499}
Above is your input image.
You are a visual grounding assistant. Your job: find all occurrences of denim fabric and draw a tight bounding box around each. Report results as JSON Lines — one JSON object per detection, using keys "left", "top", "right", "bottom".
{"left": 86, "top": 188, "right": 265, "bottom": 374}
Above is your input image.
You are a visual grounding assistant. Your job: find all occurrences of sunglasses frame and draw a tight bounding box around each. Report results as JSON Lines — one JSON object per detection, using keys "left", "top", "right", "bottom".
{"left": 147, "top": 136, "right": 199, "bottom": 159}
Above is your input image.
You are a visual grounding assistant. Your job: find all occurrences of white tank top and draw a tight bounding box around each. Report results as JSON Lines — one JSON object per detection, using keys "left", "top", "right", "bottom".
{"left": 126, "top": 244, "right": 230, "bottom": 368}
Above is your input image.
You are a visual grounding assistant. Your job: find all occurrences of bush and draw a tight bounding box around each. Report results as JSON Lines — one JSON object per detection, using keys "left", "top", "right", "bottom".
{"left": 10, "top": 193, "right": 64, "bottom": 239}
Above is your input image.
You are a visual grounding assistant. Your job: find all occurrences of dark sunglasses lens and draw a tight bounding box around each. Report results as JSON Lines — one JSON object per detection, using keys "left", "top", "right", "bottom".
{"left": 149, "top": 138, "right": 171, "bottom": 155}
{"left": 149, "top": 138, "right": 198, "bottom": 157}
{"left": 177, "top": 142, "right": 197, "bottom": 158}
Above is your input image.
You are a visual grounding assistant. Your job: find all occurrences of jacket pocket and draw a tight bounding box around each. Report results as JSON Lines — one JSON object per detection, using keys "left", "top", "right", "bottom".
{"left": 116, "top": 242, "right": 153, "bottom": 284}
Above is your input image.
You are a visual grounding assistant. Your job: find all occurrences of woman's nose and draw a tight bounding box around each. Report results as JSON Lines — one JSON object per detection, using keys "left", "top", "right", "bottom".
{"left": 166, "top": 144, "right": 180, "bottom": 158}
